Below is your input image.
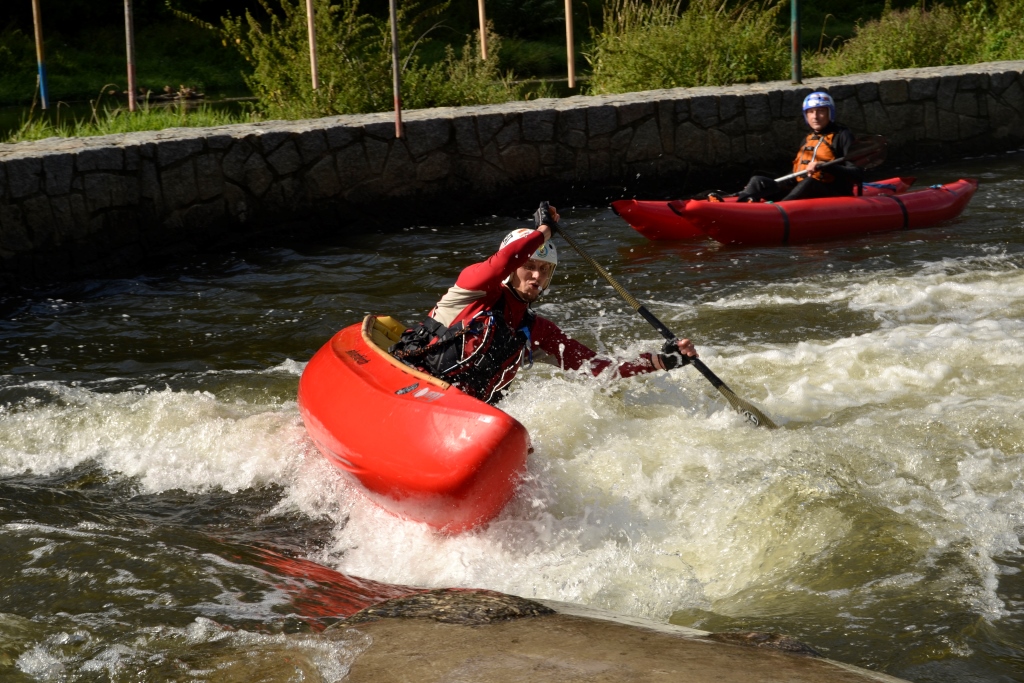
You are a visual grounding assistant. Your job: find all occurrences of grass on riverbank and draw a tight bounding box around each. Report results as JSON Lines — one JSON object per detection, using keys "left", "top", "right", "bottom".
{"left": 4, "top": 100, "right": 259, "bottom": 144}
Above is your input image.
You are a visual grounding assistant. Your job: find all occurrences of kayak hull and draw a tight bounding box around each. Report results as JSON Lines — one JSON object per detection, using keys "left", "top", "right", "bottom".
{"left": 298, "top": 315, "right": 531, "bottom": 533}
{"left": 612, "top": 177, "right": 917, "bottom": 241}
{"left": 671, "top": 178, "right": 978, "bottom": 246}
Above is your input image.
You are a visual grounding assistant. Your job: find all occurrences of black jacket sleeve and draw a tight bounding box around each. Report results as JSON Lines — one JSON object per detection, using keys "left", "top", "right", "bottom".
{"left": 825, "top": 125, "right": 862, "bottom": 182}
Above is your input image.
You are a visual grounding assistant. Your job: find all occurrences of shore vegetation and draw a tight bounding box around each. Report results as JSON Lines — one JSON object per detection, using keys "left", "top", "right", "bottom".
{"left": 586, "top": 0, "right": 790, "bottom": 93}
{"left": 4, "top": 0, "right": 1024, "bottom": 142}
{"left": 184, "top": 0, "right": 521, "bottom": 119}
{"left": 4, "top": 97, "right": 258, "bottom": 145}
{"left": 804, "top": 0, "right": 1024, "bottom": 76}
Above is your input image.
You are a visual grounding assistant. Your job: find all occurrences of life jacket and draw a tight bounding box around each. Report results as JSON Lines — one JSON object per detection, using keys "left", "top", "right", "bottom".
{"left": 792, "top": 130, "right": 839, "bottom": 183}
{"left": 390, "top": 293, "right": 535, "bottom": 405}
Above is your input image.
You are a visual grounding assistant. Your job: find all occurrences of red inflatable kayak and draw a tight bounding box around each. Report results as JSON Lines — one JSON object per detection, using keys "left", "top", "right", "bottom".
{"left": 298, "top": 315, "right": 530, "bottom": 533}
{"left": 612, "top": 177, "right": 916, "bottom": 241}
{"left": 667, "top": 178, "right": 978, "bottom": 246}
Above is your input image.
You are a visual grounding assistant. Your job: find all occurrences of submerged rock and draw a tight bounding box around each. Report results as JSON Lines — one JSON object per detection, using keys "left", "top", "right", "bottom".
{"left": 343, "top": 588, "right": 555, "bottom": 625}
{"left": 325, "top": 589, "right": 909, "bottom": 683}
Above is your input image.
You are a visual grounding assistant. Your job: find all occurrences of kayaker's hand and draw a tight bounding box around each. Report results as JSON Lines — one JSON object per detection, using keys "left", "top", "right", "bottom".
{"left": 534, "top": 203, "right": 560, "bottom": 229}
{"left": 805, "top": 159, "right": 820, "bottom": 174}
{"left": 654, "top": 338, "right": 697, "bottom": 371}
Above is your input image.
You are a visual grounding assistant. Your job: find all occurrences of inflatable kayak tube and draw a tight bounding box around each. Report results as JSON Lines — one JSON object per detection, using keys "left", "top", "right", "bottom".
{"left": 669, "top": 178, "right": 977, "bottom": 246}
{"left": 298, "top": 315, "right": 531, "bottom": 533}
{"left": 612, "top": 177, "right": 916, "bottom": 241}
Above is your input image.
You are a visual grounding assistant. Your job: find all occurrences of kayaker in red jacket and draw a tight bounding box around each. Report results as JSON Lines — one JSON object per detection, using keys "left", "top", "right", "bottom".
{"left": 391, "top": 204, "right": 698, "bottom": 404}
{"left": 715, "top": 91, "right": 861, "bottom": 203}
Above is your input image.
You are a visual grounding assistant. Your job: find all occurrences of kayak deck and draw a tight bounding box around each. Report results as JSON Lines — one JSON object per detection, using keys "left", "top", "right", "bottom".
{"left": 298, "top": 315, "right": 531, "bottom": 533}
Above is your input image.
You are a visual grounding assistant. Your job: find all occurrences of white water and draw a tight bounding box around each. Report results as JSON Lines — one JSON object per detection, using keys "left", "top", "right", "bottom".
{"left": 7, "top": 247, "right": 1022, "bottom": 641}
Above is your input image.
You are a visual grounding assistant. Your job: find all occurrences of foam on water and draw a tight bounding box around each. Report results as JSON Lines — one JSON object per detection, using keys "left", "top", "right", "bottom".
{"left": 0, "top": 383, "right": 306, "bottom": 493}
{"left": 2, "top": 243, "right": 1023, "bottom": 646}
{"left": 295, "top": 251, "right": 1024, "bottom": 626}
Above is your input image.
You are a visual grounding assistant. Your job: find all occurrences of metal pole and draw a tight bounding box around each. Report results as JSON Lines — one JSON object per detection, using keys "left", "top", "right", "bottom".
{"left": 30, "top": 0, "right": 50, "bottom": 109}
{"left": 791, "top": 0, "right": 802, "bottom": 84}
{"left": 389, "top": 0, "right": 403, "bottom": 138}
{"left": 124, "top": 0, "right": 137, "bottom": 112}
{"left": 306, "top": 0, "right": 319, "bottom": 89}
{"left": 477, "top": 0, "right": 488, "bottom": 60}
{"left": 565, "top": 0, "right": 575, "bottom": 89}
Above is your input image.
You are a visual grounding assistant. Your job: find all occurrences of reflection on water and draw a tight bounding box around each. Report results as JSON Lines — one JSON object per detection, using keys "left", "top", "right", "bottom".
{"left": 1, "top": 152, "right": 1024, "bottom": 680}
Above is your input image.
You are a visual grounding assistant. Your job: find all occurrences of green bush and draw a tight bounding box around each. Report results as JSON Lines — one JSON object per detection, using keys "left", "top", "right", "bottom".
{"left": 805, "top": 0, "right": 1024, "bottom": 76}
{"left": 185, "top": 0, "right": 520, "bottom": 119}
{"left": 804, "top": 3, "right": 978, "bottom": 75}
{"left": 586, "top": 0, "right": 789, "bottom": 94}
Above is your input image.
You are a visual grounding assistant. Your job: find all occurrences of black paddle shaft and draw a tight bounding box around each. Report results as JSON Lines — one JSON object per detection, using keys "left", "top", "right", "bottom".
{"left": 545, "top": 212, "right": 776, "bottom": 426}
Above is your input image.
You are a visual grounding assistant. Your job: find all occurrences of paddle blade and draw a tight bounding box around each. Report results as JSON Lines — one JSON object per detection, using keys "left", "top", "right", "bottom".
{"left": 716, "top": 385, "right": 778, "bottom": 429}
{"left": 689, "top": 358, "right": 778, "bottom": 428}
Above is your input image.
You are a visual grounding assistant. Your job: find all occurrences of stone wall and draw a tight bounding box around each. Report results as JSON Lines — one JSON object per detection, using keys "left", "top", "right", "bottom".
{"left": 1, "top": 60, "right": 1023, "bottom": 288}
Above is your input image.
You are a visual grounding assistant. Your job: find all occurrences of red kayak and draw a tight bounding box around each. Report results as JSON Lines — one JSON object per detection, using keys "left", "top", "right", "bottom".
{"left": 298, "top": 315, "right": 530, "bottom": 533}
{"left": 612, "top": 177, "right": 916, "bottom": 241}
{"left": 668, "top": 178, "right": 978, "bottom": 246}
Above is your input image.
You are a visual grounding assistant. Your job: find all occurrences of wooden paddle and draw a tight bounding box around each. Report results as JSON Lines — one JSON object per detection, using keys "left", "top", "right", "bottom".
{"left": 544, "top": 204, "right": 778, "bottom": 429}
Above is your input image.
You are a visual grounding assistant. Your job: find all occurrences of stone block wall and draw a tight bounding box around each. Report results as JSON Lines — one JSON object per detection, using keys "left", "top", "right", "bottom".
{"left": 1, "top": 60, "right": 1022, "bottom": 287}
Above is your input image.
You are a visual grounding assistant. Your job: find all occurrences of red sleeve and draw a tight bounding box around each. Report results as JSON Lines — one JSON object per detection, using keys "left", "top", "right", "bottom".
{"left": 530, "top": 316, "right": 659, "bottom": 378}
{"left": 454, "top": 230, "right": 547, "bottom": 293}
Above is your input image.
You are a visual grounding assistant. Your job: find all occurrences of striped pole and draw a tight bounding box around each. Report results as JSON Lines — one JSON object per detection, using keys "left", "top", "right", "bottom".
{"left": 389, "top": 0, "right": 403, "bottom": 138}
{"left": 124, "top": 0, "right": 138, "bottom": 111}
{"left": 31, "top": 0, "right": 50, "bottom": 109}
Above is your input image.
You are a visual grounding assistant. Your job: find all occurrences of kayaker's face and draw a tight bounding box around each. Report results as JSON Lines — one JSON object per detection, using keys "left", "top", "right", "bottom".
{"left": 511, "top": 259, "right": 555, "bottom": 302}
{"left": 806, "top": 106, "right": 831, "bottom": 132}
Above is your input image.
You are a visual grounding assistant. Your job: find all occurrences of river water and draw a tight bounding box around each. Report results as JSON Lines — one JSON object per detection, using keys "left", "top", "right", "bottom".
{"left": 2, "top": 151, "right": 1023, "bottom": 681}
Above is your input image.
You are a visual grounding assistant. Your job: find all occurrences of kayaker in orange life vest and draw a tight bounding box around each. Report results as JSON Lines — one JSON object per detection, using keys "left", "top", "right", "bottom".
{"left": 390, "top": 204, "right": 698, "bottom": 404}
{"left": 713, "top": 91, "right": 861, "bottom": 203}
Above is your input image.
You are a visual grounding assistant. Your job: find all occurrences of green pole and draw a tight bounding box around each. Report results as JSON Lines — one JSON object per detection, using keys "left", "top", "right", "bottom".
{"left": 791, "top": 0, "right": 802, "bottom": 84}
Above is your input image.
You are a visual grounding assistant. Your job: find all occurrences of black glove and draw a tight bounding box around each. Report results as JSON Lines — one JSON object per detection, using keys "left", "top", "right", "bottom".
{"left": 534, "top": 201, "right": 557, "bottom": 229}
{"left": 658, "top": 339, "right": 690, "bottom": 370}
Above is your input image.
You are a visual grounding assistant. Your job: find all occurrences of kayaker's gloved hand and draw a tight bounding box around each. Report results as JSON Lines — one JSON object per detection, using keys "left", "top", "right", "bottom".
{"left": 657, "top": 339, "right": 693, "bottom": 371}
{"left": 534, "top": 202, "right": 558, "bottom": 229}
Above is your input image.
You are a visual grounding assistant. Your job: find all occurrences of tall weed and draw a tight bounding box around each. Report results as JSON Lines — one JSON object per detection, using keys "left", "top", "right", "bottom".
{"left": 586, "top": 0, "right": 789, "bottom": 94}
{"left": 180, "top": 0, "right": 519, "bottom": 119}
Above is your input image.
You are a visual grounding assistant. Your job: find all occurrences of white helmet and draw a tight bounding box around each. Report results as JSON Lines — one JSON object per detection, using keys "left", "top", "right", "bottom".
{"left": 500, "top": 228, "right": 558, "bottom": 290}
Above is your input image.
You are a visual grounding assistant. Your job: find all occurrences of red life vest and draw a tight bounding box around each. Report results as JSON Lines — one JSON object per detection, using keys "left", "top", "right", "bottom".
{"left": 792, "top": 130, "right": 839, "bottom": 183}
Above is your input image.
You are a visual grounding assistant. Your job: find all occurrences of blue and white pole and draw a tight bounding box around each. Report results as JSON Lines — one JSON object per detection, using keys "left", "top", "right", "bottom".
{"left": 31, "top": 0, "right": 50, "bottom": 109}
